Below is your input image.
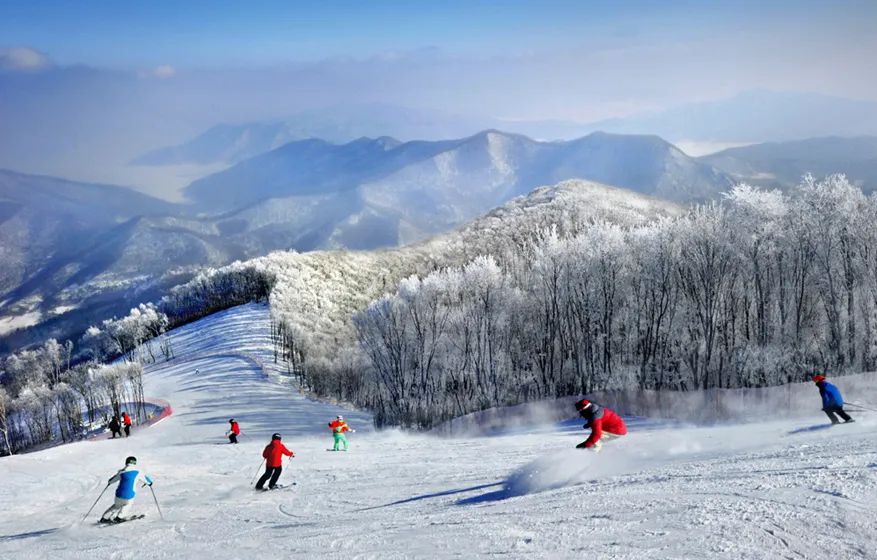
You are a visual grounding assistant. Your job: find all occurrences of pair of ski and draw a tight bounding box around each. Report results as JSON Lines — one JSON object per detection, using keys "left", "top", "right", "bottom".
{"left": 98, "top": 514, "right": 146, "bottom": 525}
{"left": 256, "top": 482, "right": 296, "bottom": 492}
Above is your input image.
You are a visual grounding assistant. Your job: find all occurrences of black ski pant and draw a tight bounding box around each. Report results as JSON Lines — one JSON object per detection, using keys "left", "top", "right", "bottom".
{"left": 124, "top": 426, "right": 131, "bottom": 437}
{"left": 824, "top": 406, "right": 853, "bottom": 424}
{"left": 256, "top": 466, "right": 282, "bottom": 489}
{"left": 229, "top": 433, "right": 238, "bottom": 444}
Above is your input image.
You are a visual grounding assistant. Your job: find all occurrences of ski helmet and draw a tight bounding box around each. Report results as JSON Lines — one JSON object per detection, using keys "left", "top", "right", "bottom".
{"left": 574, "top": 399, "right": 592, "bottom": 412}
{"left": 272, "top": 433, "right": 282, "bottom": 440}
{"left": 336, "top": 415, "right": 343, "bottom": 420}
{"left": 812, "top": 375, "right": 826, "bottom": 383}
{"left": 125, "top": 456, "right": 137, "bottom": 465}
{"left": 229, "top": 418, "right": 235, "bottom": 423}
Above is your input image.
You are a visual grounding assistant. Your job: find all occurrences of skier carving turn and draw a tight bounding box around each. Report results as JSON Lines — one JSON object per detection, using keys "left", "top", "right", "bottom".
{"left": 100, "top": 456, "right": 153, "bottom": 523}
{"left": 574, "top": 399, "right": 627, "bottom": 452}
{"left": 812, "top": 375, "right": 855, "bottom": 425}
{"left": 256, "top": 433, "right": 294, "bottom": 490}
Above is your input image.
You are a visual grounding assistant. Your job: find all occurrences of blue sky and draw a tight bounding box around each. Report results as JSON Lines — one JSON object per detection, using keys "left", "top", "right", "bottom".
{"left": 1, "top": 0, "right": 876, "bottom": 194}
{"left": 3, "top": 0, "right": 873, "bottom": 67}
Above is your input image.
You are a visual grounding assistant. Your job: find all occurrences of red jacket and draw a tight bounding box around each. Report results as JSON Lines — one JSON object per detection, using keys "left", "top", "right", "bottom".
{"left": 230, "top": 421, "right": 240, "bottom": 435}
{"left": 328, "top": 420, "right": 350, "bottom": 434}
{"left": 262, "top": 441, "right": 294, "bottom": 467}
{"left": 583, "top": 406, "right": 627, "bottom": 448}
{"left": 122, "top": 413, "right": 132, "bottom": 427}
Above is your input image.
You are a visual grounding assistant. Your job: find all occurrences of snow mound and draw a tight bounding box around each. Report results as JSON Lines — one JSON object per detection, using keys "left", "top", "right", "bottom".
{"left": 503, "top": 435, "right": 709, "bottom": 498}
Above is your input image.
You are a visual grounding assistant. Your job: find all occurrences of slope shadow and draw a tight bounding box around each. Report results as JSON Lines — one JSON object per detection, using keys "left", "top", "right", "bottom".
{"left": 787, "top": 424, "right": 833, "bottom": 435}
{"left": 149, "top": 354, "right": 370, "bottom": 440}
{"left": 355, "top": 482, "right": 503, "bottom": 512}
{"left": 0, "top": 528, "right": 59, "bottom": 541}
{"left": 456, "top": 486, "right": 516, "bottom": 505}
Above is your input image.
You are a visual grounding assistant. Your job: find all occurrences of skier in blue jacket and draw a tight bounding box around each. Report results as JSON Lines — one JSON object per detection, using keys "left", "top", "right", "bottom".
{"left": 100, "top": 456, "right": 154, "bottom": 522}
{"left": 812, "top": 375, "right": 855, "bottom": 424}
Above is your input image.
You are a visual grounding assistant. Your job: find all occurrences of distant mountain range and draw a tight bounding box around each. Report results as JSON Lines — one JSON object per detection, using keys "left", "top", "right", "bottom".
{"left": 700, "top": 136, "right": 877, "bottom": 192}
{"left": 4, "top": 130, "right": 877, "bottom": 352}
{"left": 586, "top": 90, "right": 877, "bottom": 146}
{"left": 0, "top": 169, "right": 176, "bottom": 299}
{"left": 183, "top": 130, "right": 731, "bottom": 249}
{"left": 133, "top": 91, "right": 877, "bottom": 169}
{"left": 131, "top": 104, "right": 501, "bottom": 166}
{"left": 1, "top": 129, "right": 730, "bottom": 350}
{"left": 0, "top": 169, "right": 249, "bottom": 350}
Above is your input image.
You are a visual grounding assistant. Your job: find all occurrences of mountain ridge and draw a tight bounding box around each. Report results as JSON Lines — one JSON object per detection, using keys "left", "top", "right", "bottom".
{"left": 700, "top": 135, "right": 877, "bottom": 191}
{"left": 184, "top": 129, "right": 733, "bottom": 214}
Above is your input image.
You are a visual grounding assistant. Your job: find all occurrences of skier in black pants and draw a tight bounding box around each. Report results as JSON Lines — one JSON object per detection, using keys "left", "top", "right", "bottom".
{"left": 108, "top": 416, "right": 122, "bottom": 438}
{"left": 813, "top": 375, "right": 855, "bottom": 424}
{"left": 227, "top": 419, "right": 240, "bottom": 443}
{"left": 256, "top": 433, "right": 294, "bottom": 490}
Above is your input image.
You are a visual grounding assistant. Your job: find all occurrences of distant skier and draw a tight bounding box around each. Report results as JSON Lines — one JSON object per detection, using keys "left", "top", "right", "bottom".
{"left": 328, "top": 415, "right": 355, "bottom": 451}
{"left": 574, "top": 399, "right": 627, "bottom": 451}
{"left": 812, "top": 375, "right": 855, "bottom": 424}
{"left": 256, "top": 433, "right": 294, "bottom": 490}
{"left": 122, "top": 411, "right": 133, "bottom": 437}
{"left": 100, "top": 456, "right": 153, "bottom": 523}
{"left": 227, "top": 418, "right": 240, "bottom": 444}
{"left": 108, "top": 415, "right": 122, "bottom": 439}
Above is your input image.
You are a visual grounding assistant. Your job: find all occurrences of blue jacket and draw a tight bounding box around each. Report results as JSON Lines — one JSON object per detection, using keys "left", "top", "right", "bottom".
{"left": 817, "top": 381, "right": 844, "bottom": 409}
{"left": 109, "top": 465, "right": 153, "bottom": 500}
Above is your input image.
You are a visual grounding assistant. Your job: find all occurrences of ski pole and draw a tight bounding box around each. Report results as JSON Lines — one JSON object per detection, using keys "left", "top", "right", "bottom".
{"left": 82, "top": 483, "right": 111, "bottom": 521}
{"left": 281, "top": 456, "right": 294, "bottom": 486}
{"left": 845, "top": 402, "right": 877, "bottom": 412}
{"left": 250, "top": 459, "right": 266, "bottom": 485}
{"left": 148, "top": 485, "right": 165, "bottom": 520}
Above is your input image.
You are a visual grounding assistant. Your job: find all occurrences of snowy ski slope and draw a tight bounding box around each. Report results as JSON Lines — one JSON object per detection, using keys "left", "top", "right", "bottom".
{"left": 1, "top": 303, "right": 876, "bottom": 559}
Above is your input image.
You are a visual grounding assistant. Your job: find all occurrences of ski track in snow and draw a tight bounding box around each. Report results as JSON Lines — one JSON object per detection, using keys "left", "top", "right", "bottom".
{"left": 1, "top": 303, "right": 876, "bottom": 559}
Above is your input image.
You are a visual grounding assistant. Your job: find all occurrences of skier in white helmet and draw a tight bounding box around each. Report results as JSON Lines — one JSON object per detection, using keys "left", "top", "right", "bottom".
{"left": 328, "top": 415, "right": 355, "bottom": 451}
{"left": 100, "top": 456, "right": 153, "bottom": 523}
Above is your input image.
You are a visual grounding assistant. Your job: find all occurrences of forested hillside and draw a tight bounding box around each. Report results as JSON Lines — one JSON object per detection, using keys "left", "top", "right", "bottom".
{"left": 253, "top": 175, "right": 877, "bottom": 427}
{"left": 6, "top": 174, "right": 874, "bottom": 437}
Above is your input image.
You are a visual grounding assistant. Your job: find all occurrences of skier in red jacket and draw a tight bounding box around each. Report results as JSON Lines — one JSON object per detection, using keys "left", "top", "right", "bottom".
{"left": 227, "top": 418, "right": 241, "bottom": 444}
{"left": 122, "top": 412, "right": 133, "bottom": 437}
{"left": 574, "top": 399, "right": 627, "bottom": 451}
{"left": 256, "top": 433, "right": 294, "bottom": 490}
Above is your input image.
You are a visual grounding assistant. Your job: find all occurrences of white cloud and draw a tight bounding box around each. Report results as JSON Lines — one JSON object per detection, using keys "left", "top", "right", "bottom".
{"left": 674, "top": 140, "right": 753, "bottom": 157}
{"left": 0, "top": 47, "right": 52, "bottom": 71}
{"left": 151, "top": 65, "right": 176, "bottom": 79}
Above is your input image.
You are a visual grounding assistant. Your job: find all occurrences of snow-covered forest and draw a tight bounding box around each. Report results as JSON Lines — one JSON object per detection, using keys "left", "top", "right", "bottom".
{"left": 0, "top": 266, "right": 273, "bottom": 454}
{"left": 0, "top": 303, "right": 173, "bottom": 453}
{"left": 4, "top": 175, "right": 875, "bottom": 442}
{"left": 264, "top": 176, "right": 877, "bottom": 428}
{"left": 0, "top": 344, "right": 146, "bottom": 454}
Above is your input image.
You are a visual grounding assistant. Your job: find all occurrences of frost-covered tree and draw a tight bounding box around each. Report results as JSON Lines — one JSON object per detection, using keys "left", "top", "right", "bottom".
{"left": 0, "top": 387, "right": 13, "bottom": 455}
{"left": 344, "top": 175, "right": 877, "bottom": 427}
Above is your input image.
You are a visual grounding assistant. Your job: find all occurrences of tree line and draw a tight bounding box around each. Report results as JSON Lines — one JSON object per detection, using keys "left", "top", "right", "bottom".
{"left": 0, "top": 265, "right": 272, "bottom": 454}
{"left": 349, "top": 176, "right": 877, "bottom": 427}
{"left": 6, "top": 176, "right": 871, "bottom": 438}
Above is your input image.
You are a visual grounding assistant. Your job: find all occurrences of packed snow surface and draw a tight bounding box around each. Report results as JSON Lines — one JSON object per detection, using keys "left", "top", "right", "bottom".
{"left": 1, "top": 304, "right": 876, "bottom": 559}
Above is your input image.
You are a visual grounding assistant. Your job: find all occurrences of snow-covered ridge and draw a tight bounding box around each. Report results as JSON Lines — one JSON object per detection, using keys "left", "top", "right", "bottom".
{"left": 249, "top": 179, "right": 679, "bottom": 376}
{"left": 182, "top": 130, "right": 725, "bottom": 248}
